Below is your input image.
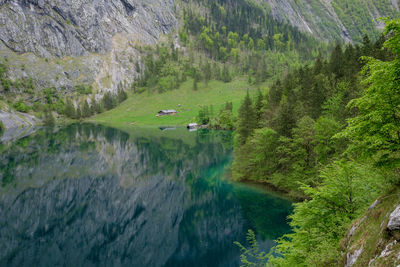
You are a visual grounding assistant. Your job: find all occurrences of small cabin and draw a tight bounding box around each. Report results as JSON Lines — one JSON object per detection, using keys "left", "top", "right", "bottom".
{"left": 157, "top": 110, "right": 177, "bottom": 117}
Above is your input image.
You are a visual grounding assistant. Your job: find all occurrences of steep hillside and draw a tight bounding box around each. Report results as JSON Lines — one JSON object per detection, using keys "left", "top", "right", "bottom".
{"left": 0, "top": 0, "right": 177, "bottom": 95}
{"left": 261, "top": 0, "right": 399, "bottom": 43}
{"left": 342, "top": 188, "right": 400, "bottom": 267}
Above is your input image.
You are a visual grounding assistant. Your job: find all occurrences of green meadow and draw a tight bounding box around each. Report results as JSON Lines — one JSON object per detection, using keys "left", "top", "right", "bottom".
{"left": 92, "top": 77, "right": 260, "bottom": 127}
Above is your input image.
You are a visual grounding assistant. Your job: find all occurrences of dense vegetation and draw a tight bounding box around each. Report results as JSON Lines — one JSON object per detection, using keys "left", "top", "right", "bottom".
{"left": 234, "top": 18, "right": 400, "bottom": 266}
{"left": 332, "top": 0, "right": 398, "bottom": 42}
{"left": 132, "top": 0, "right": 330, "bottom": 96}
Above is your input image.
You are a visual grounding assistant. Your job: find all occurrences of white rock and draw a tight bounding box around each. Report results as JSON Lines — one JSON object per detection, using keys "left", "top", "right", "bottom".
{"left": 388, "top": 206, "right": 400, "bottom": 231}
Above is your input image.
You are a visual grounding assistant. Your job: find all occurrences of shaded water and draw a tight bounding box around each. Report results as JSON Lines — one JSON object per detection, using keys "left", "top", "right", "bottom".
{"left": 0, "top": 124, "right": 292, "bottom": 267}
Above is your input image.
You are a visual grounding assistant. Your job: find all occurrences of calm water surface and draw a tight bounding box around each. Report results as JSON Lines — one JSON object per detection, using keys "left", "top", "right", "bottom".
{"left": 0, "top": 124, "right": 292, "bottom": 267}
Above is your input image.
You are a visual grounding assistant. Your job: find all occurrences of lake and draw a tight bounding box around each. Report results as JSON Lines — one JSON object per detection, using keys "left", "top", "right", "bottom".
{"left": 0, "top": 124, "right": 292, "bottom": 267}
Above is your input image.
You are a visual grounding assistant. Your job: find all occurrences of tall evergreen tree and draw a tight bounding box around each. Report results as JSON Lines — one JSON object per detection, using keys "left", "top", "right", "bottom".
{"left": 82, "top": 100, "right": 91, "bottom": 118}
{"left": 254, "top": 89, "right": 264, "bottom": 125}
{"left": 64, "top": 99, "right": 75, "bottom": 118}
{"left": 237, "top": 91, "right": 256, "bottom": 145}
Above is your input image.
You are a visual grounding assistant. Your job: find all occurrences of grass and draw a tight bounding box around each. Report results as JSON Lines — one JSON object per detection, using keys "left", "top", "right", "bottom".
{"left": 92, "top": 77, "right": 261, "bottom": 127}
{"left": 342, "top": 187, "right": 400, "bottom": 267}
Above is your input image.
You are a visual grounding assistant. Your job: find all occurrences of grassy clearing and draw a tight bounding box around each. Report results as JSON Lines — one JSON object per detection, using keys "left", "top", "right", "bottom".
{"left": 92, "top": 77, "right": 260, "bottom": 127}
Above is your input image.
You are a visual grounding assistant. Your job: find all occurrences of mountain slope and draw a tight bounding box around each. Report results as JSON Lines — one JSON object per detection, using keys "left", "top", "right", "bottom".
{"left": 261, "top": 0, "right": 399, "bottom": 43}
{"left": 0, "top": 0, "right": 398, "bottom": 128}
{"left": 0, "top": 0, "right": 177, "bottom": 95}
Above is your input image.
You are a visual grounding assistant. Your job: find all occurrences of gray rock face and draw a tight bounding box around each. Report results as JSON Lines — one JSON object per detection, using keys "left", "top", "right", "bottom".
{"left": 0, "top": 0, "right": 177, "bottom": 95}
{"left": 387, "top": 205, "right": 400, "bottom": 231}
{"left": 0, "top": 110, "right": 39, "bottom": 129}
{"left": 346, "top": 246, "right": 363, "bottom": 267}
{"left": 0, "top": 0, "right": 176, "bottom": 57}
{"left": 0, "top": 110, "right": 41, "bottom": 140}
{"left": 265, "top": 0, "right": 351, "bottom": 41}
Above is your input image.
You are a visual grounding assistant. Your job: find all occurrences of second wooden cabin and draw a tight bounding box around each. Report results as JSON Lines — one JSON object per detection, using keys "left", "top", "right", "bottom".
{"left": 156, "top": 110, "right": 177, "bottom": 117}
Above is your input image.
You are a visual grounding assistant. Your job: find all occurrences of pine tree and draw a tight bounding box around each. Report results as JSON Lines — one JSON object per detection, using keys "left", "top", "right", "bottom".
{"left": 82, "top": 100, "right": 91, "bottom": 118}
{"left": 254, "top": 89, "right": 264, "bottom": 125}
{"left": 222, "top": 64, "right": 231, "bottom": 83}
{"left": 43, "top": 108, "right": 55, "bottom": 126}
{"left": 117, "top": 89, "right": 128, "bottom": 103}
{"left": 75, "top": 106, "right": 82, "bottom": 120}
{"left": 103, "top": 92, "right": 116, "bottom": 110}
{"left": 237, "top": 91, "right": 256, "bottom": 145}
{"left": 64, "top": 99, "right": 75, "bottom": 118}
{"left": 203, "top": 61, "right": 212, "bottom": 86}
{"left": 329, "top": 44, "right": 344, "bottom": 79}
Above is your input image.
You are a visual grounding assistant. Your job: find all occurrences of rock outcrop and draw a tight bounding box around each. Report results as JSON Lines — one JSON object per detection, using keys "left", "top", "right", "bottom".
{"left": 0, "top": 110, "right": 41, "bottom": 141}
{"left": 0, "top": 0, "right": 177, "bottom": 95}
{"left": 0, "top": 0, "right": 176, "bottom": 57}
{"left": 343, "top": 192, "right": 400, "bottom": 267}
{"left": 388, "top": 205, "right": 400, "bottom": 231}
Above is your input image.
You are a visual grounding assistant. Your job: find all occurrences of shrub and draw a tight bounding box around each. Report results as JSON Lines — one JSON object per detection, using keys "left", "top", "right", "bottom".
{"left": 13, "top": 100, "right": 30, "bottom": 113}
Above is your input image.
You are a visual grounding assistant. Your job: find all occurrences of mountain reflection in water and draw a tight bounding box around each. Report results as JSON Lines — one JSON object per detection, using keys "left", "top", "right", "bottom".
{"left": 0, "top": 124, "right": 292, "bottom": 267}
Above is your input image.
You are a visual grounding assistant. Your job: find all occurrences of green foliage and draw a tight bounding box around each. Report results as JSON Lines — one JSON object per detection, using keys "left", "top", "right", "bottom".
{"left": 81, "top": 100, "right": 91, "bottom": 118}
{"left": 75, "top": 84, "right": 93, "bottom": 95}
{"left": 64, "top": 99, "right": 75, "bottom": 118}
{"left": 117, "top": 88, "right": 128, "bottom": 103}
{"left": 0, "top": 61, "right": 11, "bottom": 91}
{"left": 232, "top": 32, "right": 389, "bottom": 190}
{"left": 13, "top": 99, "right": 30, "bottom": 113}
{"left": 197, "top": 105, "right": 212, "bottom": 125}
{"left": 270, "top": 161, "right": 388, "bottom": 267}
{"left": 331, "top": 0, "right": 397, "bottom": 43}
{"left": 0, "top": 120, "right": 4, "bottom": 134}
{"left": 236, "top": 91, "right": 256, "bottom": 145}
{"left": 235, "top": 18, "right": 400, "bottom": 267}
{"left": 103, "top": 91, "right": 117, "bottom": 111}
{"left": 234, "top": 229, "right": 270, "bottom": 267}
{"left": 43, "top": 108, "right": 55, "bottom": 126}
{"left": 339, "top": 18, "right": 400, "bottom": 167}
{"left": 221, "top": 64, "right": 232, "bottom": 83}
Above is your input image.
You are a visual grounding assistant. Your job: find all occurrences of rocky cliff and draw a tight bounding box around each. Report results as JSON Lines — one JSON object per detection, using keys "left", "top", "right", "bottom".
{"left": 262, "top": 0, "right": 399, "bottom": 43}
{"left": 0, "top": 0, "right": 177, "bottom": 96}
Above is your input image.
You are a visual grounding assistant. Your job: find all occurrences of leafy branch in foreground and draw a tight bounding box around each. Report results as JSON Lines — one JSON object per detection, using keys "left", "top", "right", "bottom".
{"left": 234, "top": 229, "right": 272, "bottom": 267}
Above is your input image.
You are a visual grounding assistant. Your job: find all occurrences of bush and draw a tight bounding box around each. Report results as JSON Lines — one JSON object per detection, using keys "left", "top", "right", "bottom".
{"left": 43, "top": 109, "right": 55, "bottom": 126}
{"left": 0, "top": 120, "right": 4, "bottom": 134}
{"left": 13, "top": 100, "right": 30, "bottom": 113}
{"left": 75, "top": 84, "right": 93, "bottom": 95}
{"left": 103, "top": 92, "right": 117, "bottom": 110}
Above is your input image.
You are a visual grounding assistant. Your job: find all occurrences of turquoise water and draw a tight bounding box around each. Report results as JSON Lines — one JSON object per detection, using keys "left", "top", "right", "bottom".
{"left": 0, "top": 124, "right": 292, "bottom": 267}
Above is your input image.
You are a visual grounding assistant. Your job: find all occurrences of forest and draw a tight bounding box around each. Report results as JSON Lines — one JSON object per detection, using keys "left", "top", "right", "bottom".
{"left": 233, "top": 18, "right": 400, "bottom": 266}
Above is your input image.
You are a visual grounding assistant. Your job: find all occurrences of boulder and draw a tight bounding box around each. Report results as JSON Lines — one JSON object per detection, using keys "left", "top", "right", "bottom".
{"left": 387, "top": 205, "right": 400, "bottom": 231}
{"left": 346, "top": 246, "right": 363, "bottom": 267}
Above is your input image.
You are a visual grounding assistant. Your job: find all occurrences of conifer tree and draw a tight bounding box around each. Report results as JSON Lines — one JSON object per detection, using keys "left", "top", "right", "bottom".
{"left": 203, "top": 61, "right": 212, "bottom": 86}
{"left": 103, "top": 92, "right": 115, "bottom": 110}
{"left": 254, "top": 89, "right": 264, "bottom": 124}
{"left": 82, "top": 100, "right": 91, "bottom": 118}
{"left": 43, "top": 108, "right": 55, "bottom": 126}
{"left": 64, "top": 99, "right": 75, "bottom": 118}
{"left": 237, "top": 91, "right": 256, "bottom": 145}
{"left": 222, "top": 64, "right": 231, "bottom": 83}
{"left": 75, "top": 106, "right": 82, "bottom": 120}
{"left": 117, "top": 89, "right": 128, "bottom": 103}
